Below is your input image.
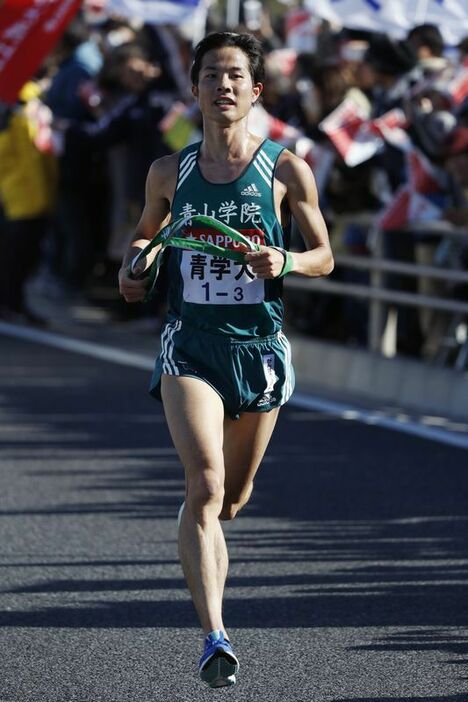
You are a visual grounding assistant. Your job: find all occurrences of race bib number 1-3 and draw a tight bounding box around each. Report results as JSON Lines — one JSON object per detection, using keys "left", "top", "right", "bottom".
{"left": 181, "top": 228, "right": 265, "bottom": 305}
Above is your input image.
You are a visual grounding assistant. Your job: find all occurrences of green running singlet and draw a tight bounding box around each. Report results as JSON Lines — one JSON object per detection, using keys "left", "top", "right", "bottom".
{"left": 166, "top": 138, "right": 289, "bottom": 338}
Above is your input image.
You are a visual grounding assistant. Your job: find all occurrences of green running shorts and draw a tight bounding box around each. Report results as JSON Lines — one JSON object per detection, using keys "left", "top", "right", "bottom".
{"left": 150, "top": 319, "right": 295, "bottom": 419}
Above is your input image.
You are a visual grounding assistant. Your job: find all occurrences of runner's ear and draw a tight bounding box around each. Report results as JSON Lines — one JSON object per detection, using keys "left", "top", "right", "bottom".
{"left": 252, "top": 82, "right": 263, "bottom": 105}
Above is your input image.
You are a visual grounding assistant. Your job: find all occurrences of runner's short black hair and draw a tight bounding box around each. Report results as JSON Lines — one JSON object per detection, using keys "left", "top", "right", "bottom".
{"left": 190, "top": 32, "right": 265, "bottom": 86}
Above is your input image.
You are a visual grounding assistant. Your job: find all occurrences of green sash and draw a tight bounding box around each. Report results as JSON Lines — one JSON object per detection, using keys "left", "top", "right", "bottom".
{"left": 128, "top": 214, "right": 261, "bottom": 301}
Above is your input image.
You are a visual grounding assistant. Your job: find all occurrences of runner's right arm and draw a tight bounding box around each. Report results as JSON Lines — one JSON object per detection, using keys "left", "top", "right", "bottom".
{"left": 118, "top": 155, "right": 177, "bottom": 303}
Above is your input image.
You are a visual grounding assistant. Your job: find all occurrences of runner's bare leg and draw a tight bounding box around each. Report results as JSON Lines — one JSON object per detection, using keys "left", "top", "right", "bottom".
{"left": 162, "top": 376, "right": 280, "bottom": 634}
{"left": 161, "top": 375, "right": 227, "bottom": 635}
{"left": 221, "top": 409, "right": 279, "bottom": 521}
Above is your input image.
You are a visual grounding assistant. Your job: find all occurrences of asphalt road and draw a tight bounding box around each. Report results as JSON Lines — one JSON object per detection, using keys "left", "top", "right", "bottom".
{"left": 0, "top": 333, "right": 467, "bottom": 702}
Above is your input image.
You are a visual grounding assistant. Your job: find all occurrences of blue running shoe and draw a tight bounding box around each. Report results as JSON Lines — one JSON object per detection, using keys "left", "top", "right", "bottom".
{"left": 198, "top": 630, "right": 239, "bottom": 688}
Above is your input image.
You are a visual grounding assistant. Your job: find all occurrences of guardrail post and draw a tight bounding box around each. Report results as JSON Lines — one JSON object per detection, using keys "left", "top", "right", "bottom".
{"left": 368, "top": 226, "right": 384, "bottom": 353}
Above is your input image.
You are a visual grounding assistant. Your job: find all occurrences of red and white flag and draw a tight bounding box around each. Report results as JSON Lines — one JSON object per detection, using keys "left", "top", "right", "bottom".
{"left": 249, "top": 105, "right": 301, "bottom": 147}
{"left": 377, "top": 187, "right": 411, "bottom": 230}
{"left": 369, "top": 108, "right": 411, "bottom": 151}
{"left": 319, "top": 98, "right": 383, "bottom": 167}
{"left": 250, "top": 106, "right": 335, "bottom": 194}
{"left": 377, "top": 185, "right": 442, "bottom": 231}
{"left": 295, "top": 136, "right": 335, "bottom": 196}
{"left": 285, "top": 8, "right": 321, "bottom": 53}
{"left": 406, "top": 148, "right": 445, "bottom": 195}
{"left": 448, "top": 67, "right": 468, "bottom": 106}
{"left": 320, "top": 100, "right": 414, "bottom": 165}
{"left": 0, "top": 0, "right": 81, "bottom": 104}
{"left": 408, "top": 191, "right": 443, "bottom": 223}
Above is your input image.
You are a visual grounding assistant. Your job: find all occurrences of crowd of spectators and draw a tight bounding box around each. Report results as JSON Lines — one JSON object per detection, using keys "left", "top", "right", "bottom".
{"left": 0, "top": 6, "right": 466, "bottom": 361}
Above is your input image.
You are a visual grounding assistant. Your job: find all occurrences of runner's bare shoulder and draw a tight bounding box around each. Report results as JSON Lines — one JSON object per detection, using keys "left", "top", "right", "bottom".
{"left": 275, "top": 148, "right": 313, "bottom": 184}
{"left": 147, "top": 152, "right": 180, "bottom": 203}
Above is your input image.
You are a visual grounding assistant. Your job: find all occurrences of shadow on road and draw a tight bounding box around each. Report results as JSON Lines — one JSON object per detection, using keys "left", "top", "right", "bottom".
{"left": 332, "top": 696, "right": 468, "bottom": 702}
{"left": 1, "top": 338, "right": 468, "bottom": 693}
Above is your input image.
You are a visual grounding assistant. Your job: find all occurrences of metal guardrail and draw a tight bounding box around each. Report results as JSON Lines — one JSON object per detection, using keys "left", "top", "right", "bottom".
{"left": 285, "top": 276, "right": 468, "bottom": 313}
{"left": 284, "top": 221, "right": 468, "bottom": 361}
{"left": 332, "top": 254, "right": 468, "bottom": 285}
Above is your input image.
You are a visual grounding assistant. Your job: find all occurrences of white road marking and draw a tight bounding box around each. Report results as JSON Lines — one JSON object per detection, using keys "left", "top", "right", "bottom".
{"left": 0, "top": 321, "right": 154, "bottom": 371}
{"left": 1, "top": 321, "right": 467, "bottom": 450}
{"left": 291, "top": 393, "right": 468, "bottom": 451}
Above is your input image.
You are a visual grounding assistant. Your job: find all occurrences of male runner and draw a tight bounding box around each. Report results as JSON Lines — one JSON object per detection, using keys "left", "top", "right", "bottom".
{"left": 119, "top": 31, "right": 333, "bottom": 688}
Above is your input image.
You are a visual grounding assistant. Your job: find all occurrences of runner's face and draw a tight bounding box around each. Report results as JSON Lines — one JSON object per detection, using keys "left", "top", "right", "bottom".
{"left": 193, "top": 47, "right": 262, "bottom": 123}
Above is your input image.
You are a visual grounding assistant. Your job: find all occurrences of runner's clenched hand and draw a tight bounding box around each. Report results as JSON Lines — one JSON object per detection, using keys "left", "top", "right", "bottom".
{"left": 118, "top": 265, "right": 149, "bottom": 303}
{"left": 244, "top": 246, "right": 287, "bottom": 279}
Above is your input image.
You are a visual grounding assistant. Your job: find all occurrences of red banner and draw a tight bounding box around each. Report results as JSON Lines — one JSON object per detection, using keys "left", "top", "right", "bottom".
{"left": 0, "top": 0, "right": 81, "bottom": 104}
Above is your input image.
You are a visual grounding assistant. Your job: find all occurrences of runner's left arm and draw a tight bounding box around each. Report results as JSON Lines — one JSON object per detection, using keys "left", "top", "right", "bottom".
{"left": 245, "top": 151, "right": 334, "bottom": 279}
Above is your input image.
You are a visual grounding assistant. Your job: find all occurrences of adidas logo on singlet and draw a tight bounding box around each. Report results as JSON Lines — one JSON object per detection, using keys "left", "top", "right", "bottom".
{"left": 240, "top": 183, "right": 262, "bottom": 197}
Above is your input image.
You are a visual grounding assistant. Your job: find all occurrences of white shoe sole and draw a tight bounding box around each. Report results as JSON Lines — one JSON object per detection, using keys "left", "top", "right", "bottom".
{"left": 177, "top": 501, "right": 185, "bottom": 528}
{"left": 200, "top": 653, "right": 238, "bottom": 688}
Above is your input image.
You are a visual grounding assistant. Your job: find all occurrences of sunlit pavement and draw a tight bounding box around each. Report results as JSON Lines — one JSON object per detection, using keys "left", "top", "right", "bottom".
{"left": 0, "top": 333, "right": 467, "bottom": 701}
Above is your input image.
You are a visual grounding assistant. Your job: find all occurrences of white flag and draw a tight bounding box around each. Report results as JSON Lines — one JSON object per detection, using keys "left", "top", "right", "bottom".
{"left": 305, "top": 0, "right": 468, "bottom": 44}
{"left": 108, "top": 0, "right": 203, "bottom": 23}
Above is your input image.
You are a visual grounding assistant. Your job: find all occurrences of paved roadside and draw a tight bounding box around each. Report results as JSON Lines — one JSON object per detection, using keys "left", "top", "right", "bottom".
{"left": 0, "top": 327, "right": 468, "bottom": 701}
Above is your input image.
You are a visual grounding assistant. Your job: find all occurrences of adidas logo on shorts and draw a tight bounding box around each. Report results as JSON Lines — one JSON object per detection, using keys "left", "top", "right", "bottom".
{"left": 240, "top": 183, "right": 262, "bottom": 197}
{"left": 257, "top": 391, "right": 274, "bottom": 407}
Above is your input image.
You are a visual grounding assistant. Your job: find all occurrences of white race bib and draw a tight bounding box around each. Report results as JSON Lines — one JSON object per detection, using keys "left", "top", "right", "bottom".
{"left": 181, "top": 251, "right": 264, "bottom": 305}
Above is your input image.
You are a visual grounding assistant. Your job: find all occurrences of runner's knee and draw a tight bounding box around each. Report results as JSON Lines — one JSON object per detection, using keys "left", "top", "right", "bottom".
{"left": 187, "top": 469, "right": 224, "bottom": 522}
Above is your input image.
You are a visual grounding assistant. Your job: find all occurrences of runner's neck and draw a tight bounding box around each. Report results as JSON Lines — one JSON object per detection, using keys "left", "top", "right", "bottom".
{"left": 199, "top": 128, "right": 264, "bottom": 182}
